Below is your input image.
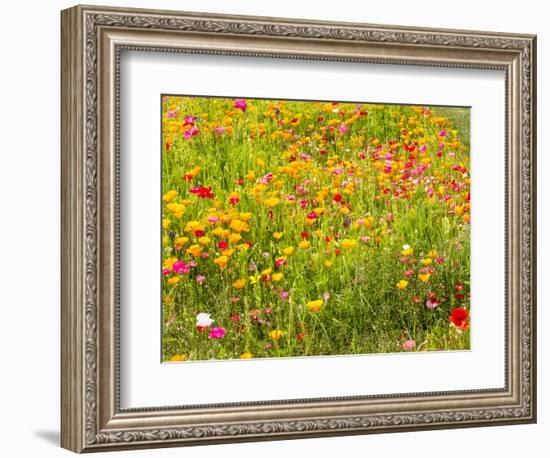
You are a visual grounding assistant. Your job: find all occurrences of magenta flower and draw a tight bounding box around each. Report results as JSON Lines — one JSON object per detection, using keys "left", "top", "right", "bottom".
{"left": 166, "top": 110, "right": 176, "bottom": 118}
{"left": 183, "top": 115, "right": 195, "bottom": 126}
{"left": 207, "top": 216, "right": 219, "bottom": 223}
{"left": 213, "top": 126, "right": 225, "bottom": 135}
{"left": 162, "top": 269, "right": 171, "bottom": 276}
{"left": 419, "top": 144, "right": 427, "bottom": 152}
{"left": 339, "top": 124, "right": 348, "bottom": 134}
{"left": 196, "top": 275, "right": 206, "bottom": 284}
{"left": 402, "top": 339, "right": 416, "bottom": 351}
{"left": 234, "top": 99, "right": 247, "bottom": 112}
{"left": 208, "top": 327, "right": 226, "bottom": 339}
{"left": 184, "top": 126, "right": 200, "bottom": 140}
{"left": 307, "top": 212, "right": 317, "bottom": 220}
{"left": 279, "top": 291, "right": 289, "bottom": 299}
{"left": 172, "top": 260, "right": 190, "bottom": 274}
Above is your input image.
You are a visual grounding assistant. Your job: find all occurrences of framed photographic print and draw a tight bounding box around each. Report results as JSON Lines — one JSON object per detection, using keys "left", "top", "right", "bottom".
{"left": 61, "top": 4, "right": 537, "bottom": 453}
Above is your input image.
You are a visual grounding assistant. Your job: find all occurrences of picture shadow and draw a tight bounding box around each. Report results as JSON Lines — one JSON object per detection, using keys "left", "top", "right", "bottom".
{"left": 33, "top": 430, "right": 60, "bottom": 446}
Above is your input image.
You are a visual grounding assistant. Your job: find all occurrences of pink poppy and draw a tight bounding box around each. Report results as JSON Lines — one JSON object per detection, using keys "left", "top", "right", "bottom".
{"left": 208, "top": 327, "right": 226, "bottom": 339}
{"left": 234, "top": 99, "right": 247, "bottom": 112}
{"left": 183, "top": 126, "right": 200, "bottom": 139}
{"left": 172, "top": 261, "right": 190, "bottom": 274}
{"left": 426, "top": 299, "right": 440, "bottom": 310}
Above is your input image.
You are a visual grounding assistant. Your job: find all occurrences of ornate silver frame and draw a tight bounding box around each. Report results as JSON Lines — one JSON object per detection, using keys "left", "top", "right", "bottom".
{"left": 61, "top": 4, "right": 537, "bottom": 453}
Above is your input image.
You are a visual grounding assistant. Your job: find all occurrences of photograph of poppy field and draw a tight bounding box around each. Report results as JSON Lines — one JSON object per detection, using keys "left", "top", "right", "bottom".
{"left": 161, "top": 95, "right": 471, "bottom": 362}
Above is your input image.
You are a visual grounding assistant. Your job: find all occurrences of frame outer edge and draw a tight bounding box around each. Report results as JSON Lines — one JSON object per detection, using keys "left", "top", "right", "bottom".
{"left": 60, "top": 4, "right": 537, "bottom": 452}
{"left": 61, "top": 5, "right": 86, "bottom": 453}
{"left": 528, "top": 35, "right": 537, "bottom": 423}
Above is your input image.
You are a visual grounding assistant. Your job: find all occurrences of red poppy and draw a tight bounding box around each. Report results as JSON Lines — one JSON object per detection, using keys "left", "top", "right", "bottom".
{"left": 333, "top": 194, "right": 342, "bottom": 202}
{"left": 455, "top": 293, "right": 465, "bottom": 301}
{"left": 307, "top": 212, "right": 317, "bottom": 220}
{"left": 300, "top": 231, "right": 309, "bottom": 239}
{"left": 194, "top": 229, "right": 205, "bottom": 237}
{"left": 182, "top": 174, "right": 194, "bottom": 182}
{"left": 165, "top": 142, "right": 171, "bottom": 152}
{"left": 218, "top": 240, "right": 228, "bottom": 250}
{"left": 449, "top": 307, "right": 469, "bottom": 330}
{"left": 229, "top": 196, "right": 240, "bottom": 205}
{"left": 189, "top": 186, "right": 215, "bottom": 199}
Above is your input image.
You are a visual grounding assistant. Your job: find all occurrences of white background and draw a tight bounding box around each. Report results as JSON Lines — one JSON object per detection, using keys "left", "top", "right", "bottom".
{"left": 121, "top": 53, "right": 504, "bottom": 407}
{"left": 0, "top": 0, "right": 546, "bottom": 457}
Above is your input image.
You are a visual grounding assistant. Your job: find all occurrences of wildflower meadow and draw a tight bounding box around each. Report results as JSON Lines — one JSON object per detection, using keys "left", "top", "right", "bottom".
{"left": 161, "top": 95, "right": 471, "bottom": 362}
